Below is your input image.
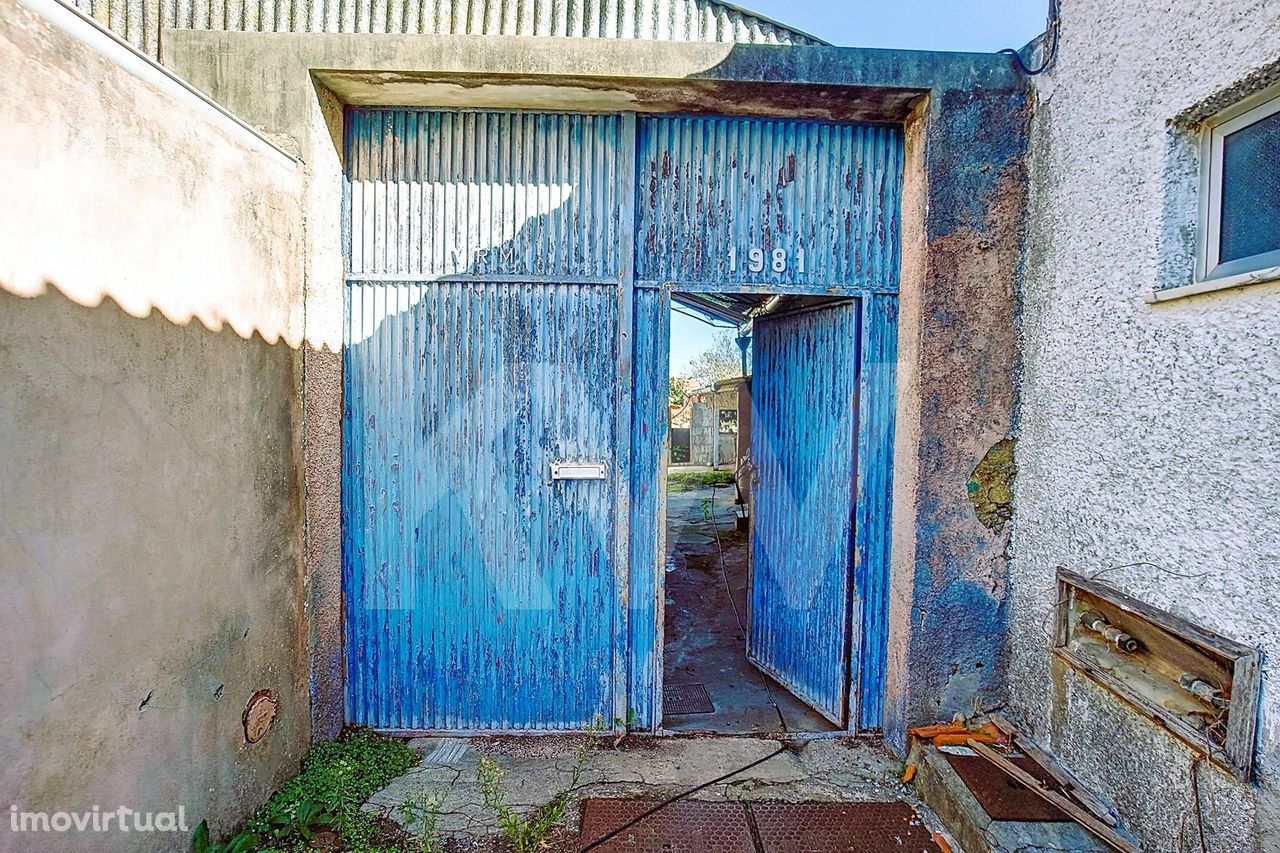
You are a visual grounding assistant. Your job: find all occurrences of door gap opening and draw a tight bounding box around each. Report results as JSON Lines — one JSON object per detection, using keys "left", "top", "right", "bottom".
{"left": 661, "top": 291, "right": 852, "bottom": 735}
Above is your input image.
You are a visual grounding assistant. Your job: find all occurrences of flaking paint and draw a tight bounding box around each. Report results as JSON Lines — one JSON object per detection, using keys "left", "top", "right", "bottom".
{"left": 343, "top": 109, "right": 627, "bottom": 730}
{"left": 748, "top": 301, "right": 861, "bottom": 726}
{"left": 636, "top": 116, "right": 903, "bottom": 292}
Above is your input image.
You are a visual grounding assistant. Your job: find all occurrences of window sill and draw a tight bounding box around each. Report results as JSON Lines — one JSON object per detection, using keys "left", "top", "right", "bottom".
{"left": 1148, "top": 265, "right": 1280, "bottom": 303}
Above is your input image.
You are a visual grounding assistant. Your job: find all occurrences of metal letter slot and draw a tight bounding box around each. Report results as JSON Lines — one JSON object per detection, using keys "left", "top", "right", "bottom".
{"left": 551, "top": 462, "right": 607, "bottom": 481}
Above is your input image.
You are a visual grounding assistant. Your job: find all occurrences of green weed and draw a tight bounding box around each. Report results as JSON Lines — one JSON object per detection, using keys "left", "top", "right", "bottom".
{"left": 193, "top": 727, "right": 421, "bottom": 853}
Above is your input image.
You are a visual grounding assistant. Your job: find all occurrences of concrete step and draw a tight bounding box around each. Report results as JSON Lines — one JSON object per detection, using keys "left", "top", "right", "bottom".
{"left": 910, "top": 741, "right": 1121, "bottom": 853}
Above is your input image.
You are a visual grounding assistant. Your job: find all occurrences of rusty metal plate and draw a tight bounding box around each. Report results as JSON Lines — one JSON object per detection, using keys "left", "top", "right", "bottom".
{"left": 578, "top": 799, "right": 754, "bottom": 852}
{"left": 750, "top": 801, "right": 943, "bottom": 853}
{"left": 663, "top": 683, "right": 715, "bottom": 715}
{"left": 242, "top": 690, "right": 278, "bottom": 744}
{"left": 944, "top": 753, "right": 1071, "bottom": 822}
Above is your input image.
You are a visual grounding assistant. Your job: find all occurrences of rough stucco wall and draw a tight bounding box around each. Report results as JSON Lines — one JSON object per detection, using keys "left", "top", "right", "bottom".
{"left": 886, "top": 86, "right": 1029, "bottom": 747}
{"left": 0, "top": 1, "right": 309, "bottom": 849}
{"left": 1009, "top": 0, "right": 1280, "bottom": 848}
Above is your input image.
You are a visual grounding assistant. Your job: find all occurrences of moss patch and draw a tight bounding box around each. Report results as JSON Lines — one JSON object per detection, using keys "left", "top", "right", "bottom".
{"left": 967, "top": 438, "right": 1016, "bottom": 533}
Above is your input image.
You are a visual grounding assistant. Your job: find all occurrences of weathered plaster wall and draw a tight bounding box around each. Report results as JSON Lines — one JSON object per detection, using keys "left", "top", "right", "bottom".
{"left": 886, "top": 85, "right": 1030, "bottom": 747}
{"left": 1009, "top": 0, "right": 1280, "bottom": 848}
{"left": 0, "top": 1, "right": 309, "bottom": 848}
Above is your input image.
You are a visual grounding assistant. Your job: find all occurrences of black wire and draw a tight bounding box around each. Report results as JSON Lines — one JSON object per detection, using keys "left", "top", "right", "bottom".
{"left": 579, "top": 742, "right": 790, "bottom": 851}
{"left": 1000, "top": 0, "right": 1060, "bottom": 76}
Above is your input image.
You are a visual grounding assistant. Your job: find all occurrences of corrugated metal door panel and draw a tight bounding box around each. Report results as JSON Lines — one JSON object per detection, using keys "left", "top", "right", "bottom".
{"left": 626, "top": 287, "right": 670, "bottom": 730}
{"left": 344, "top": 281, "right": 619, "bottom": 730}
{"left": 853, "top": 294, "right": 898, "bottom": 729}
{"left": 343, "top": 107, "right": 626, "bottom": 731}
{"left": 747, "top": 301, "right": 860, "bottom": 726}
{"left": 347, "top": 110, "right": 622, "bottom": 281}
{"left": 635, "top": 117, "right": 903, "bottom": 291}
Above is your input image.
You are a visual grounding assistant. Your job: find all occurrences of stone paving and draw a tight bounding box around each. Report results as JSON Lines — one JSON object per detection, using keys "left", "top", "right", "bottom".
{"left": 364, "top": 733, "right": 949, "bottom": 847}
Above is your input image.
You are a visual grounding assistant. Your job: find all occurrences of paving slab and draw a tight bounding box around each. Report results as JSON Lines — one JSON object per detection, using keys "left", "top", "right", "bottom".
{"left": 365, "top": 734, "right": 947, "bottom": 847}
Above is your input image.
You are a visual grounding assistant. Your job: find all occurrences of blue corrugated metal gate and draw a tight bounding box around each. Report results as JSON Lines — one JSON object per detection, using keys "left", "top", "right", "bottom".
{"left": 343, "top": 110, "right": 630, "bottom": 730}
{"left": 748, "top": 302, "right": 860, "bottom": 725}
{"left": 343, "top": 108, "right": 901, "bottom": 733}
{"left": 635, "top": 116, "right": 902, "bottom": 730}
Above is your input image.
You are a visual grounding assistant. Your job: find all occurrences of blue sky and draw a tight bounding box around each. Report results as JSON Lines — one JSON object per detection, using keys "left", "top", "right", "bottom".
{"left": 669, "top": 0, "right": 1049, "bottom": 376}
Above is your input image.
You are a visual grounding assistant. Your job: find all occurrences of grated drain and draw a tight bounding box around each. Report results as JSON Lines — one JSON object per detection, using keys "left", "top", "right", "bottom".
{"left": 663, "top": 683, "right": 715, "bottom": 715}
{"left": 751, "top": 801, "right": 943, "bottom": 853}
{"left": 578, "top": 799, "right": 943, "bottom": 853}
{"left": 579, "top": 799, "right": 754, "bottom": 852}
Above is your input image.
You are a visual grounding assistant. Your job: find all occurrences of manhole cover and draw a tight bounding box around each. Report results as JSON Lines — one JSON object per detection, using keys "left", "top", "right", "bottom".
{"left": 579, "top": 798, "right": 754, "bottom": 852}
{"left": 750, "top": 801, "right": 943, "bottom": 853}
{"left": 943, "top": 753, "right": 1071, "bottom": 822}
{"left": 663, "top": 683, "right": 715, "bottom": 715}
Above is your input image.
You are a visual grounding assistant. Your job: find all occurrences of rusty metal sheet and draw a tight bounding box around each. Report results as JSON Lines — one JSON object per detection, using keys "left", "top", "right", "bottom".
{"left": 346, "top": 109, "right": 623, "bottom": 282}
{"left": 343, "top": 278, "right": 621, "bottom": 730}
{"left": 944, "top": 753, "right": 1072, "bottom": 822}
{"left": 750, "top": 801, "right": 943, "bottom": 853}
{"left": 852, "top": 294, "right": 898, "bottom": 730}
{"left": 578, "top": 799, "right": 755, "bottom": 853}
{"left": 343, "top": 110, "right": 630, "bottom": 731}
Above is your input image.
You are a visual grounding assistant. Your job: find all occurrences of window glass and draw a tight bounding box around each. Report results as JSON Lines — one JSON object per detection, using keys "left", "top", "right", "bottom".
{"left": 1219, "top": 108, "right": 1280, "bottom": 264}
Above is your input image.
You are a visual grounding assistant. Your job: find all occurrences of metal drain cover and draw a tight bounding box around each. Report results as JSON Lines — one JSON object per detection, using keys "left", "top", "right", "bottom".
{"left": 578, "top": 799, "right": 943, "bottom": 853}
{"left": 663, "top": 683, "right": 715, "bottom": 715}
{"left": 750, "top": 801, "right": 943, "bottom": 853}
{"left": 579, "top": 799, "right": 754, "bottom": 852}
{"left": 943, "top": 753, "right": 1071, "bottom": 822}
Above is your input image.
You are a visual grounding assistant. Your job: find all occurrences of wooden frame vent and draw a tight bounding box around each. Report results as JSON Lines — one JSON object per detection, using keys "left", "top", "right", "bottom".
{"left": 1054, "top": 569, "right": 1260, "bottom": 781}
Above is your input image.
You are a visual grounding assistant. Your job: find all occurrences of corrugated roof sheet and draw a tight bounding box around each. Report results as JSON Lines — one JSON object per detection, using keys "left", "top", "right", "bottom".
{"left": 67, "top": 0, "right": 824, "bottom": 60}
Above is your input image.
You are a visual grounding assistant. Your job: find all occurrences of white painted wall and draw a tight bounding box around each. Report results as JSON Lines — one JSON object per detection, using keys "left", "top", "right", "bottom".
{"left": 1010, "top": 0, "right": 1280, "bottom": 848}
{"left": 0, "top": 0, "right": 309, "bottom": 848}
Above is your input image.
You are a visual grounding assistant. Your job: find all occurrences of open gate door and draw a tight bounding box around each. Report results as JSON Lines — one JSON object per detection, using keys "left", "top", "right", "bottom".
{"left": 747, "top": 301, "right": 860, "bottom": 726}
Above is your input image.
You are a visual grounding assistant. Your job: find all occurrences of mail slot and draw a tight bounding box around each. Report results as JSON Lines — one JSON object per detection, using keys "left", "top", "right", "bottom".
{"left": 551, "top": 462, "right": 607, "bottom": 480}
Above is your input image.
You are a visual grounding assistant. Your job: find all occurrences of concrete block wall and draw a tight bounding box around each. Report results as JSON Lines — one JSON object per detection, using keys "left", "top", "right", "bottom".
{"left": 0, "top": 1, "right": 310, "bottom": 849}
{"left": 1009, "top": 0, "right": 1280, "bottom": 848}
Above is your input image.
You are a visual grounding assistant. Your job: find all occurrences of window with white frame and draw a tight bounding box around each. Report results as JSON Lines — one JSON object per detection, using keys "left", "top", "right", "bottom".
{"left": 1198, "top": 86, "right": 1280, "bottom": 285}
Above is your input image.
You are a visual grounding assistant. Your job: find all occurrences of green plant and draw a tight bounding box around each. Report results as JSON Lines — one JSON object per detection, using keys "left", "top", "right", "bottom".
{"left": 191, "top": 820, "right": 261, "bottom": 853}
{"left": 196, "top": 727, "right": 421, "bottom": 853}
{"left": 667, "top": 469, "right": 735, "bottom": 493}
{"left": 610, "top": 708, "right": 639, "bottom": 747}
{"left": 264, "top": 795, "right": 338, "bottom": 842}
{"left": 476, "top": 735, "right": 594, "bottom": 853}
{"left": 399, "top": 790, "right": 444, "bottom": 853}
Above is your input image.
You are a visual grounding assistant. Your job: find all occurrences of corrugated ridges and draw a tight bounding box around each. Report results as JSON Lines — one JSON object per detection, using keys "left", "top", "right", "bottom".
{"left": 343, "top": 105, "right": 625, "bottom": 730}
{"left": 626, "top": 288, "right": 669, "bottom": 729}
{"left": 853, "top": 293, "right": 897, "bottom": 729}
{"left": 346, "top": 109, "right": 622, "bottom": 281}
{"left": 67, "top": 0, "right": 822, "bottom": 61}
{"left": 344, "top": 280, "right": 620, "bottom": 730}
{"left": 748, "top": 301, "right": 860, "bottom": 725}
{"left": 636, "top": 116, "right": 903, "bottom": 291}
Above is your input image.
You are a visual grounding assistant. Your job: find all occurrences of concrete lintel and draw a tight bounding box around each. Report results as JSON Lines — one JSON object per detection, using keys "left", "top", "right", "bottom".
{"left": 165, "top": 30, "right": 1021, "bottom": 124}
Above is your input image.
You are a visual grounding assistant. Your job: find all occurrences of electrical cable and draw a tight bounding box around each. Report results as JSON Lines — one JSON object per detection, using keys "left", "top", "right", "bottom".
{"left": 707, "top": 482, "right": 788, "bottom": 733}
{"left": 579, "top": 741, "right": 791, "bottom": 852}
{"left": 999, "top": 0, "right": 1060, "bottom": 76}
